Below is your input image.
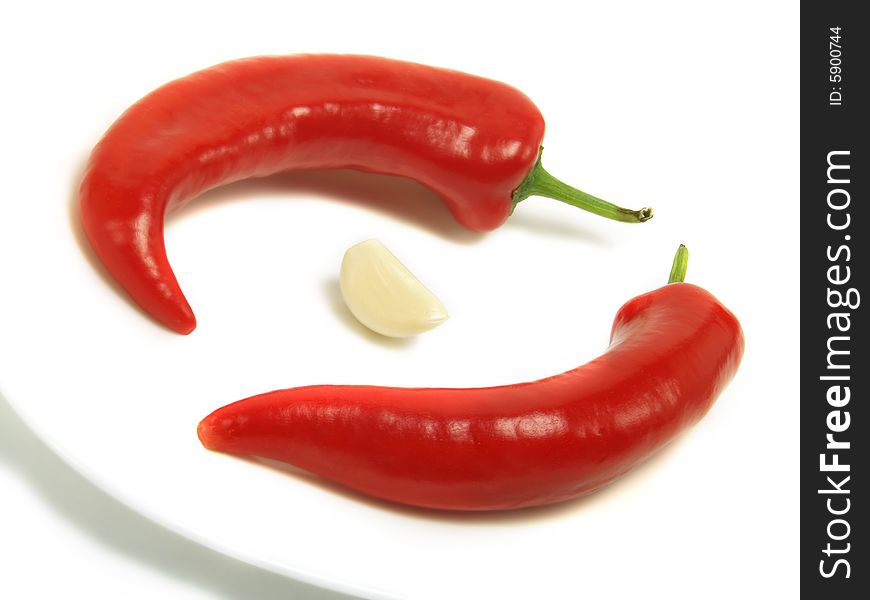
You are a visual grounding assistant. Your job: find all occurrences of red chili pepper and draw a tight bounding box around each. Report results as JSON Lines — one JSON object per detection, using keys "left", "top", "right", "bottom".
{"left": 79, "top": 54, "right": 652, "bottom": 334}
{"left": 198, "top": 246, "right": 744, "bottom": 511}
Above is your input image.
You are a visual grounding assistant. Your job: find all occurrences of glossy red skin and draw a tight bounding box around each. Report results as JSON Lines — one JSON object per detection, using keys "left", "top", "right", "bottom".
{"left": 198, "top": 283, "right": 744, "bottom": 511}
{"left": 79, "top": 55, "right": 545, "bottom": 334}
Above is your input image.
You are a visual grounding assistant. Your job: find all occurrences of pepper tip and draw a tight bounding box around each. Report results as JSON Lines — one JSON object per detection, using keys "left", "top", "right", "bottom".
{"left": 197, "top": 418, "right": 214, "bottom": 449}
{"left": 168, "top": 313, "right": 197, "bottom": 335}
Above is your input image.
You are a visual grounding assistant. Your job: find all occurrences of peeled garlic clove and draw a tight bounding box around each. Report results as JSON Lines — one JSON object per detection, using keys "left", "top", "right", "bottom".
{"left": 340, "top": 239, "right": 448, "bottom": 338}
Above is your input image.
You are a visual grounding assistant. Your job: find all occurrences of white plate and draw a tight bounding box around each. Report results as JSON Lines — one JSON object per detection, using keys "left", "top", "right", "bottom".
{"left": 1, "top": 3, "right": 798, "bottom": 599}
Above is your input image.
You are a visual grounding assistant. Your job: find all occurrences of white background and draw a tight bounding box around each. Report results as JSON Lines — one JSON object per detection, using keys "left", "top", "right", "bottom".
{"left": 0, "top": 1, "right": 798, "bottom": 598}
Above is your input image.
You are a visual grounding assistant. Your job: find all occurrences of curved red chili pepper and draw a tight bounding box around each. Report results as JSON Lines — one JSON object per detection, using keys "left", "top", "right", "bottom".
{"left": 198, "top": 247, "right": 744, "bottom": 511}
{"left": 79, "top": 54, "right": 651, "bottom": 334}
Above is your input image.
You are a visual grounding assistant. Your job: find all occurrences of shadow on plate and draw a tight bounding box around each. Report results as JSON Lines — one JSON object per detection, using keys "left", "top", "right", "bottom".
{"left": 0, "top": 391, "right": 358, "bottom": 600}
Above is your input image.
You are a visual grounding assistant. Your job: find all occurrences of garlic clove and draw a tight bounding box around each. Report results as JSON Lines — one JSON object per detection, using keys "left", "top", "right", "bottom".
{"left": 339, "top": 239, "right": 448, "bottom": 338}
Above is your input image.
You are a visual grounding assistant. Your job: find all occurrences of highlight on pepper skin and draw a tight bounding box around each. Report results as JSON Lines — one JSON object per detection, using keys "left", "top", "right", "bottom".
{"left": 78, "top": 54, "right": 651, "bottom": 334}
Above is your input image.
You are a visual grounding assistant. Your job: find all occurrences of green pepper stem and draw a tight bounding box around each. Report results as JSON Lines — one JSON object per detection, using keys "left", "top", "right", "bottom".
{"left": 512, "top": 148, "right": 653, "bottom": 223}
{"left": 668, "top": 244, "right": 689, "bottom": 284}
